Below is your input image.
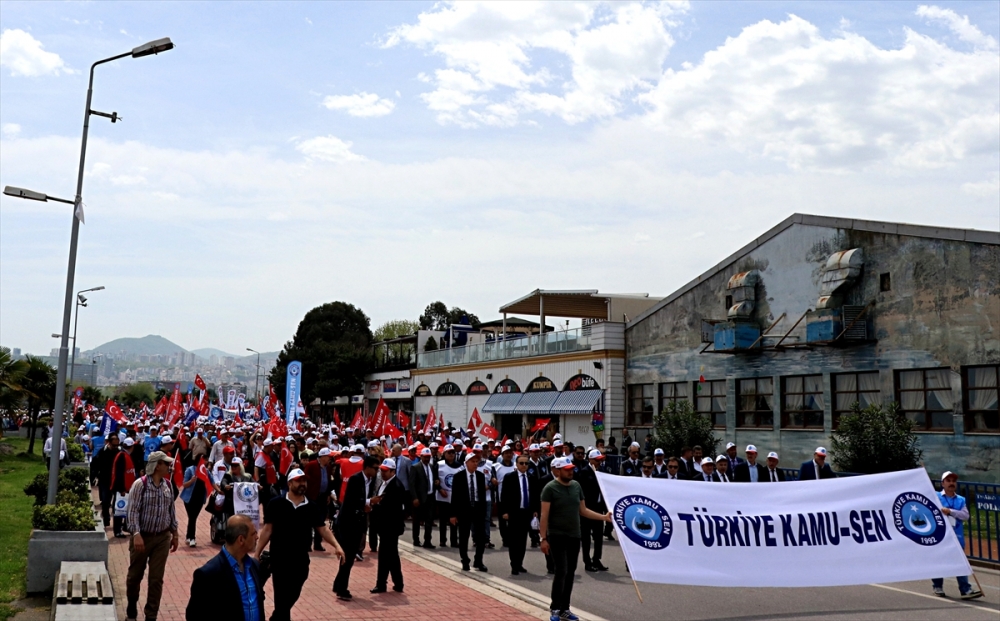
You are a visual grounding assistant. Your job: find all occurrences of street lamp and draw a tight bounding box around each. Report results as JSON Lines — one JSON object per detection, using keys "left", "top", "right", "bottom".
{"left": 247, "top": 348, "right": 261, "bottom": 404}
{"left": 69, "top": 286, "right": 105, "bottom": 389}
{"left": 3, "top": 37, "right": 174, "bottom": 505}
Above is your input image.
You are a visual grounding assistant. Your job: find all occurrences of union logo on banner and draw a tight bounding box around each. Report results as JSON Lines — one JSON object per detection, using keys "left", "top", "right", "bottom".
{"left": 614, "top": 495, "right": 673, "bottom": 550}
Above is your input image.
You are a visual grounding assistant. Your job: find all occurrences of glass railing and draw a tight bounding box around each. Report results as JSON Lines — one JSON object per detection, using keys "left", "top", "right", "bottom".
{"left": 417, "top": 327, "right": 591, "bottom": 368}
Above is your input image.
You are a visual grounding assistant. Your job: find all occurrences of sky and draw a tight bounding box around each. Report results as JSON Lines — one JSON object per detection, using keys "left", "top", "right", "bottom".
{"left": 1, "top": 1, "right": 998, "bottom": 357}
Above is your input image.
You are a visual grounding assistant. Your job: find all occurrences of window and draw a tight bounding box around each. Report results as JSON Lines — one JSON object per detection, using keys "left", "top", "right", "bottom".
{"left": 737, "top": 377, "right": 773, "bottom": 428}
{"left": 628, "top": 384, "right": 654, "bottom": 426}
{"left": 725, "top": 295, "right": 733, "bottom": 310}
{"left": 880, "top": 272, "right": 891, "bottom": 292}
{"left": 896, "top": 368, "right": 954, "bottom": 431}
{"left": 695, "top": 380, "right": 727, "bottom": 428}
{"left": 963, "top": 365, "right": 999, "bottom": 433}
{"left": 833, "top": 371, "right": 880, "bottom": 428}
{"left": 659, "top": 382, "right": 688, "bottom": 411}
{"left": 782, "top": 375, "right": 825, "bottom": 428}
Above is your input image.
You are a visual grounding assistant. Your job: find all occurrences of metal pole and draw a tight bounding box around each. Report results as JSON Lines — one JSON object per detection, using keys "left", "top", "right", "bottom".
{"left": 68, "top": 298, "right": 81, "bottom": 388}
{"left": 255, "top": 351, "right": 261, "bottom": 404}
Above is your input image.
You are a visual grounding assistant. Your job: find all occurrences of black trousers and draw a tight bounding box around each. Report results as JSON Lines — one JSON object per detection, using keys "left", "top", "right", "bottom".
{"left": 270, "top": 555, "right": 309, "bottom": 621}
{"left": 412, "top": 496, "right": 435, "bottom": 544}
{"left": 183, "top": 500, "right": 201, "bottom": 540}
{"left": 438, "top": 502, "right": 457, "bottom": 545}
{"left": 506, "top": 509, "right": 531, "bottom": 570}
{"left": 375, "top": 531, "right": 403, "bottom": 589}
{"left": 458, "top": 513, "right": 485, "bottom": 565}
{"left": 99, "top": 486, "right": 112, "bottom": 526}
{"left": 548, "top": 534, "right": 580, "bottom": 613}
{"left": 313, "top": 493, "right": 331, "bottom": 548}
{"left": 581, "top": 518, "right": 603, "bottom": 565}
{"left": 368, "top": 515, "right": 379, "bottom": 552}
{"left": 498, "top": 514, "right": 509, "bottom": 546}
{"left": 333, "top": 529, "right": 362, "bottom": 594}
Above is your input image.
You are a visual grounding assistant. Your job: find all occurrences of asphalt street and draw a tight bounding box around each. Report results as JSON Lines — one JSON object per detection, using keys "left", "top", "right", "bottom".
{"left": 404, "top": 526, "right": 1000, "bottom": 621}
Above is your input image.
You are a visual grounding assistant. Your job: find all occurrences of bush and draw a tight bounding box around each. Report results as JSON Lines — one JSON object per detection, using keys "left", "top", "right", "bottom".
{"left": 66, "top": 441, "right": 85, "bottom": 463}
{"left": 832, "top": 402, "right": 922, "bottom": 474}
{"left": 31, "top": 503, "right": 95, "bottom": 532}
{"left": 651, "top": 400, "right": 718, "bottom": 460}
{"left": 22, "top": 467, "right": 90, "bottom": 507}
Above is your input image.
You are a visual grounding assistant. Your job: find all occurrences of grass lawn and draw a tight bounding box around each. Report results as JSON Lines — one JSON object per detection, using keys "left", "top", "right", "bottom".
{"left": 0, "top": 436, "right": 47, "bottom": 621}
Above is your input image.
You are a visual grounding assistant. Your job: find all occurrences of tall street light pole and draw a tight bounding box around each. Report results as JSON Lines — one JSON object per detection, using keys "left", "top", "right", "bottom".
{"left": 247, "top": 348, "right": 261, "bottom": 404}
{"left": 68, "top": 285, "right": 105, "bottom": 389}
{"left": 4, "top": 37, "right": 174, "bottom": 505}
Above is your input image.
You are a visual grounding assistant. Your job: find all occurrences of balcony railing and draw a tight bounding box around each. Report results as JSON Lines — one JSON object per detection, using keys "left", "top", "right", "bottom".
{"left": 417, "top": 327, "right": 591, "bottom": 369}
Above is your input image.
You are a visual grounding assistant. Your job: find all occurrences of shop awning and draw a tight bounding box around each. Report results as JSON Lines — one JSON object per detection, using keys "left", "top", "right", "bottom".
{"left": 513, "top": 391, "right": 561, "bottom": 414}
{"left": 482, "top": 392, "right": 523, "bottom": 415}
{"left": 549, "top": 389, "right": 603, "bottom": 414}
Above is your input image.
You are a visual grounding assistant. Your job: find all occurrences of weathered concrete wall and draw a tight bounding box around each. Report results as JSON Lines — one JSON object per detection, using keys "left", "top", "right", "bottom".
{"left": 626, "top": 223, "right": 1000, "bottom": 482}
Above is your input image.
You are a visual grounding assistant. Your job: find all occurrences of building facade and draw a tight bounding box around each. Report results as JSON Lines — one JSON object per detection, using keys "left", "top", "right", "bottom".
{"left": 625, "top": 214, "right": 1000, "bottom": 482}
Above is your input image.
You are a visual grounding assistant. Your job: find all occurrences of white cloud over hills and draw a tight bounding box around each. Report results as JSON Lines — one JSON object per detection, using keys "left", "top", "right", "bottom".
{"left": 0, "top": 28, "right": 74, "bottom": 76}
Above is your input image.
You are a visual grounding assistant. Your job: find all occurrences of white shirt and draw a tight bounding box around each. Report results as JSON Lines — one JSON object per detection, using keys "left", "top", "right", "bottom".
{"left": 812, "top": 461, "right": 823, "bottom": 479}
{"left": 212, "top": 459, "right": 230, "bottom": 485}
{"left": 377, "top": 474, "right": 394, "bottom": 496}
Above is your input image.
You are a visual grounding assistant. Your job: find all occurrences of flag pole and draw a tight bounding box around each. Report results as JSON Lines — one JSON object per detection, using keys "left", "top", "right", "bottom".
{"left": 597, "top": 473, "right": 643, "bottom": 603}
{"left": 631, "top": 576, "right": 644, "bottom": 604}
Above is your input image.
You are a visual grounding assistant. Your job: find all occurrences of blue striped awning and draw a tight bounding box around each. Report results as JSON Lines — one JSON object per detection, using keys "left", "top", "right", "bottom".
{"left": 482, "top": 392, "right": 523, "bottom": 415}
{"left": 513, "top": 391, "right": 561, "bottom": 414}
{"left": 549, "top": 389, "right": 603, "bottom": 414}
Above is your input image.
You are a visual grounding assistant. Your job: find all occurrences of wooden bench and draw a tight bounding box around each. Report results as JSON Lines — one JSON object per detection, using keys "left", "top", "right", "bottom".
{"left": 52, "top": 561, "right": 116, "bottom": 621}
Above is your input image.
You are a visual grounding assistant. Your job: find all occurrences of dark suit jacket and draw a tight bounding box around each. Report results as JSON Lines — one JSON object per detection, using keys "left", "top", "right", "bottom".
{"left": 572, "top": 466, "right": 605, "bottom": 513}
{"left": 450, "top": 468, "right": 487, "bottom": 520}
{"left": 762, "top": 468, "right": 786, "bottom": 482}
{"left": 693, "top": 472, "right": 722, "bottom": 482}
{"left": 408, "top": 459, "right": 437, "bottom": 501}
{"left": 620, "top": 459, "right": 642, "bottom": 477}
{"left": 676, "top": 457, "right": 697, "bottom": 480}
{"left": 733, "top": 462, "right": 769, "bottom": 483}
{"left": 186, "top": 550, "right": 264, "bottom": 621}
{"left": 337, "top": 471, "right": 370, "bottom": 533}
{"left": 500, "top": 470, "right": 537, "bottom": 517}
{"left": 304, "top": 459, "right": 334, "bottom": 502}
{"left": 798, "top": 461, "right": 835, "bottom": 480}
{"left": 372, "top": 476, "right": 407, "bottom": 536}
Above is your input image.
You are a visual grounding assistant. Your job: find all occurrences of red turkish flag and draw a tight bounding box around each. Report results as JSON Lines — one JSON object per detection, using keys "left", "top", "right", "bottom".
{"left": 105, "top": 399, "right": 125, "bottom": 423}
{"left": 153, "top": 396, "right": 168, "bottom": 418}
{"left": 166, "top": 386, "right": 183, "bottom": 426}
{"left": 468, "top": 408, "right": 483, "bottom": 433}
{"left": 194, "top": 374, "right": 207, "bottom": 392}
{"left": 398, "top": 411, "right": 410, "bottom": 430}
{"left": 195, "top": 456, "right": 213, "bottom": 489}
{"left": 332, "top": 410, "right": 341, "bottom": 428}
{"left": 384, "top": 421, "right": 402, "bottom": 439}
{"left": 422, "top": 407, "right": 437, "bottom": 434}
{"left": 372, "top": 398, "right": 390, "bottom": 436}
{"left": 173, "top": 451, "right": 184, "bottom": 488}
{"left": 479, "top": 422, "right": 499, "bottom": 441}
{"left": 350, "top": 408, "right": 364, "bottom": 430}
{"left": 279, "top": 446, "right": 293, "bottom": 476}
{"left": 530, "top": 418, "right": 551, "bottom": 433}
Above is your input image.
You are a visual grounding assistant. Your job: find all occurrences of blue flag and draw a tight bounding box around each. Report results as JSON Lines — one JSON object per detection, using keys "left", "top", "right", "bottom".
{"left": 99, "top": 411, "right": 118, "bottom": 437}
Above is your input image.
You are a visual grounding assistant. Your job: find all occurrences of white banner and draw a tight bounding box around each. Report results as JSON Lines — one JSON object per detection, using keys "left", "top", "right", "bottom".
{"left": 596, "top": 469, "right": 971, "bottom": 587}
{"left": 232, "top": 481, "right": 260, "bottom": 530}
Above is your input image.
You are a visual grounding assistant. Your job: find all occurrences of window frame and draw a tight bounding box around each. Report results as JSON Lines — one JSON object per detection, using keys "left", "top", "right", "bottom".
{"left": 832, "top": 371, "right": 881, "bottom": 429}
{"left": 895, "top": 368, "right": 954, "bottom": 432}
{"left": 736, "top": 377, "right": 774, "bottom": 429}
{"left": 694, "top": 379, "right": 727, "bottom": 429}
{"left": 780, "top": 374, "right": 825, "bottom": 429}
{"left": 628, "top": 383, "right": 654, "bottom": 426}
{"left": 659, "top": 381, "right": 689, "bottom": 412}
{"left": 962, "top": 364, "right": 999, "bottom": 434}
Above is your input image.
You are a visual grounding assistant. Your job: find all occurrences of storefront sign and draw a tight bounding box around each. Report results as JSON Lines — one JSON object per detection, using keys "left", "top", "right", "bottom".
{"left": 526, "top": 376, "right": 556, "bottom": 392}
{"left": 565, "top": 374, "right": 600, "bottom": 391}
{"left": 414, "top": 384, "right": 432, "bottom": 397}
{"left": 467, "top": 381, "right": 490, "bottom": 395}
{"left": 399, "top": 378, "right": 411, "bottom": 392}
{"left": 977, "top": 493, "right": 999, "bottom": 512}
{"left": 368, "top": 381, "right": 381, "bottom": 395}
{"left": 436, "top": 382, "right": 462, "bottom": 396}
{"left": 383, "top": 380, "right": 397, "bottom": 393}
{"left": 495, "top": 379, "right": 521, "bottom": 394}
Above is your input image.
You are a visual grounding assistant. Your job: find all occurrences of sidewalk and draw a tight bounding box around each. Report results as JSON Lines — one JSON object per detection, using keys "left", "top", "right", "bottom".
{"left": 106, "top": 498, "right": 542, "bottom": 621}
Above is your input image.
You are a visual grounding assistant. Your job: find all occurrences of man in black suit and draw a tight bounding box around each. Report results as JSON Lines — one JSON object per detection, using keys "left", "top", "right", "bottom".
{"left": 677, "top": 446, "right": 696, "bottom": 480}
{"left": 333, "top": 456, "right": 380, "bottom": 601}
{"left": 371, "top": 458, "right": 406, "bottom": 594}
{"left": 694, "top": 457, "right": 721, "bottom": 482}
{"left": 408, "top": 447, "right": 437, "bottom": 548}
{"left": 619, "top": 443, "right": 642, "bottom": 476}
{"left": 577, "top": 450, "right": 608, "bottom": 572}
{"left": 798, "top": 447, "right": 836, "bottom": 480}
{"left": 764, "top": 451, "right": 786, "bottom": 482}
{"left": 186, "top": 515, "right": 263, "bottom": 621}
{"left": 733, "top": 445, "right": 768, "bottom": 482}
{"left": 500, "top": 453, "right": 535, "bottom": 575}
{"left": 450, "top": 452, "right": 488, "bottom": 572}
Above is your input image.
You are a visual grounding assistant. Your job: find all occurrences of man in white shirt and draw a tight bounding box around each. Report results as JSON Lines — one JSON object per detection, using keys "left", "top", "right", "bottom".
{"left": 715, "top": 455, "right": 732, "bottom": 482}
{"left": 492, "top": 445, "right": 516, "bottom": 548}
{"left": 208, "top": 429, "right": 234, "bottom": 464}
{"left": 662, "top": 458, "right": 682, "bottom": 480}
{"left": 651, "top": 448, "right": 669, "bottom": 476}
{"left": 698, "top": 457, "right": 719, "bottom": 482}
{"left": 766, "top": 451, "right": 785, "bottom": 482}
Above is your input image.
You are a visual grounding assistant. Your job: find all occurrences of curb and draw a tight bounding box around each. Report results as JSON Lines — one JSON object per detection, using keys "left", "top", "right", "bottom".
{"left": 400, "top": 541, "right": 609, "bottom": 621}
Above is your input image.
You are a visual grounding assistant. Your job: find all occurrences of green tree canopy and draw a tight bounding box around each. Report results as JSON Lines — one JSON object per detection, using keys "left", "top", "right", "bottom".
{"left": 651, "top": 400, "right": 719, "bottom": 460}
{"left": 114, "top": 383, "right": 154, "bottom": 407}
{"left": 373, "top": 319, "right": 420, "bottom": 367}
{"left": 418, "top": 301, "right": 481, "bottom": 330}
{"left": 832, "top": 402, "right": 922, "bottom": 474}
{"left": 21, "top": 355, "right": 57, "bottom": 453}
{"left": 269, "top": 301, "right": 374, "bottom": 405}
{"left": 0, "top": 346, "right": 28, "bottom": 416}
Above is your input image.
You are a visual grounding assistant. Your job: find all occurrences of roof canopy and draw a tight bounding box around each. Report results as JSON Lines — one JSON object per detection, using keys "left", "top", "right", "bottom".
{"left": 499, "top": 289, "right": 653, "bottom": 319}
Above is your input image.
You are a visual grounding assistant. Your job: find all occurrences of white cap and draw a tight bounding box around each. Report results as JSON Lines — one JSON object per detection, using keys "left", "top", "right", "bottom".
{"left": 716, "top": 455, "right": 727, "bottom": 462}
{"left": 443, "top": 444, "right": 455, "bottom": 452}
{"left": 263, "top": 438, "right": 273, "bottom": 446}
{"left": 553, "top": 440, "right": 564, "bottom": 447}
{"left": 287, "top": 468, "right": 306, "bottom": 480}
{"left": 700, "top": 457, "right": 715, "bottom": 466}
{"left": 380, "top": 458, "right": 396, "bottom": 470}
{"left": 284, "top": 435, "right": 294, "bottom": 441}
{"left": 529, "top": 443, "right": 540, "bottom": 451}
{"left": 815, "top": 446, "right": 828, "bottom": 456}
{"left": 123, "top": 437, "right": 135, "bottom": 446}
{"left": 429, "top": 442, "right": 439, "bottom": 448}
{"left": 500, "top": 444, "right": 512, "bottom": 452}
{"left": 367, "top": 440, "right": 380, "bottom": 448}
{"left": 420, "top": 447, "right": 432, "bottom": 456}
{"left": 654, "top": 448, "right": 664, "bottom": 456}
{"left": 630, "top": 442, "right": 640, "bottom": 449}
{"left": 726, "top": 442, "right": 736, "bottom": 449}
{"left": 767, "top": 451, "right": 779, "bottom": 459}
{"left": 553, "top": 433, "right": 562, "bottom": 440}
{"left": 473, "top": 443, "right": 484, "bottom": 452}
{"left": 551, "top": 456, "right": 574, "bottom": 470}
{"left": 232, "top": 457, "right": 243, "bottom": 465}
{"left": 588, "top": 449, "right": 605, "bottom": 460}
{"left": 540, "top": 441, "right": 550, "bottom": 448}
{"left": 745, "top": 444, "right": 758, "bottom": 453}
{"left": 941, "top": 470, "right": 957, "bottom": 481}
{"left": 160, "top": 435, "right": 173, "bottom": 443}
{"left": 318, "top": 448, "right": 332, "bottom": 457}
{"left": 353, "top": 444, "right": 365, "bottom": 453}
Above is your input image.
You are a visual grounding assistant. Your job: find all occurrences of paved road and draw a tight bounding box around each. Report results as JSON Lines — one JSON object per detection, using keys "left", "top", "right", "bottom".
{"left": 407, "top": 527, "right": 1000, "bottom": 621}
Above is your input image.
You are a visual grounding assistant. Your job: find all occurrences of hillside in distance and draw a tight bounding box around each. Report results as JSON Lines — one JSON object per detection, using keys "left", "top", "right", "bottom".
{"left": 88, "top": 334, "right": 188, "bottom": 356}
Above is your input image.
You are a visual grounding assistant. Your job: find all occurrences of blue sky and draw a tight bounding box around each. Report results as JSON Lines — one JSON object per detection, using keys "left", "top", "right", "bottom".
{"left": 2, "top": 1, "right": 998, "bottom": 356}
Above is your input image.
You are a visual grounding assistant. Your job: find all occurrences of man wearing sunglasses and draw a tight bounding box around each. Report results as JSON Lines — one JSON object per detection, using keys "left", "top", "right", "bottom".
{"left": 500, "top": 456, "right": 536, "bottom": 575}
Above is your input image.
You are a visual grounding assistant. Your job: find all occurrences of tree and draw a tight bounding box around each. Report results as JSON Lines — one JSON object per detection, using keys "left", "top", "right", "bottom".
{"left": 20, "top": 355, "right": 57, "bottom": 454}
{"left": 268, "top": 302, "right": 374, "bottom": 406}
{"left": 114, "top": 383, "right": 155, "bottom": 408}
{"left": 418, "top": 301, "right": 481, "bottom": 330}
{"left": 832, "top": 402, "right": 922, "bottom": 474}
{"left": 424, "top": 336, "right": 438, "bottom": 352}
{"left": 651, "top": 400, "right": 718, "bottom": 460}
{"left": 373, "top": 319, "right": 420, "bottom": 367}
{"left": 0, "top": 346, "right": 27, "bottom": 418}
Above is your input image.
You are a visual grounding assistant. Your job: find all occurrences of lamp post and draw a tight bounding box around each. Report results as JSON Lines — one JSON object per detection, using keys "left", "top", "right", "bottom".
{"left": 2, "top": 37, "right": 174, "bottom": 505}
{"left": 246, "top": 348, "right": 261, "bottom": 404}
{"left": 68, "top": 286, "right": 105, "bottom": 389}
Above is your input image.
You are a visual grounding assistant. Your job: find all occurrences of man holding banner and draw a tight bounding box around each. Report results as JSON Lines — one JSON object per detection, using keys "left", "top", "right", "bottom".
{"left": 933, "top": 471, "right": 983, "bottom": 599}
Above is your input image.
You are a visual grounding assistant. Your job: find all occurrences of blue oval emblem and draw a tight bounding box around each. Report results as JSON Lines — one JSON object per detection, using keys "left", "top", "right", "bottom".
{"left": 892, "top": 492, "right": 947, "bottom": 546}
{"left": 613, "top": 495, "right": 672, "bottom": 550}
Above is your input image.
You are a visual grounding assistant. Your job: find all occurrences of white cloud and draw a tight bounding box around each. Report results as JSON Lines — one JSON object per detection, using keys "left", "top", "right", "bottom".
{"left": 961, "top": 175, "right": 1000, "bottom": 198}
{"left": 322, "top": 92, "right": 396, "bottom": 117}
{"left": 295, "top": 135, "right": 367, "bottom": 162}
{"left": 637, "top": 13, "right": 999, "bottom": 170}
{"left": 386, "top": 1, "right": 686, "bottom": 126}
{"left": 0, "top": 29, "right": 73, "bottom": 77}
{"left": 1, "top": 123, "right": 21, "bottom": 137}
{"left": 916, "top": 5, "right": 998, "bottom": 50}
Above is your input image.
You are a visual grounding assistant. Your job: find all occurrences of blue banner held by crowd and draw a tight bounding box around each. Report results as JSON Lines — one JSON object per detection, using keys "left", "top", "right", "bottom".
{"left": 285, "top": 360, "right": 302, "bottom": 428}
